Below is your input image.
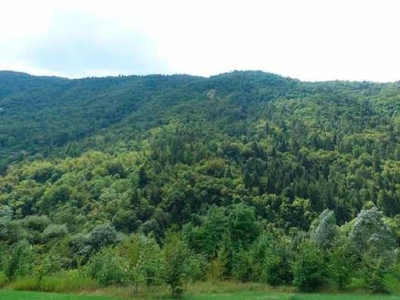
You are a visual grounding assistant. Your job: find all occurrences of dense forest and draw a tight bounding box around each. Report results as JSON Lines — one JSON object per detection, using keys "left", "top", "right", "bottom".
{"left": 1, "top": 70, "right": 400, "bottom": 296}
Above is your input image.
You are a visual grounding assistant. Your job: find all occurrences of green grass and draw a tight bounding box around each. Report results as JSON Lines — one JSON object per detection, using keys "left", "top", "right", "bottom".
{"left": 0, "top": 290, "right": 121, "bottom": 300}
{"left": 2, "top": 290, "right": 400, "bottom": 300}
{"left": 174, "top": 293, "right": 400, "bottom": 300}
{"left": 2, "top": 277, "right": 400, "bottom": 300}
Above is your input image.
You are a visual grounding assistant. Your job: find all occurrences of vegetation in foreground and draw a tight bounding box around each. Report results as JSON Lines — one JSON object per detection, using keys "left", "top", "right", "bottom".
{"left": 0, "top": 290, "right": 120, "bottom": 300}
{"left": 2, "top": 289, "right": 400, "bottom": 300}
{"left": 1, "top": 71, "right": 400, "bottom": 296}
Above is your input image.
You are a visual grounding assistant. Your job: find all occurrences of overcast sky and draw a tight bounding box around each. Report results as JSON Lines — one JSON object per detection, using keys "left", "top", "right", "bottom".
{"left": 1, "top": 0, "right": 400, "bottom": 81}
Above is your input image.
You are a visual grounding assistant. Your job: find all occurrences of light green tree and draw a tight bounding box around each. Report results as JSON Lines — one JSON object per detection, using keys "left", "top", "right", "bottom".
{"left": 311, "top": 209, "right": 338, "bottom": 249}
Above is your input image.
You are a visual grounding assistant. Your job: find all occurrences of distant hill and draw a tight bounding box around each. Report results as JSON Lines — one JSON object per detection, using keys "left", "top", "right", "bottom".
{"left": 0, "top": 71, "right": 299, "bottom": 162}
{"left": 0, "top": 70, "right": 400, "bottom": 227}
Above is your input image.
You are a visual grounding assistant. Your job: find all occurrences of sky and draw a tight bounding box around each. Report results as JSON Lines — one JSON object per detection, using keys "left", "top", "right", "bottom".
{"left": 1, "top": 0, "right": 400, "bottom": 82}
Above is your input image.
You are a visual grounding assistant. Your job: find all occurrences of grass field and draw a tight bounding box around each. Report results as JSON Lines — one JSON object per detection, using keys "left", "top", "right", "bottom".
{"left": 2, "top": 290, "right": 400, "bottom": 300}
{"left": 184, "top": 292, "right": 400, "bottom": 300}
{"left": 0, "top": 290, "right": 121, "bottom": 300}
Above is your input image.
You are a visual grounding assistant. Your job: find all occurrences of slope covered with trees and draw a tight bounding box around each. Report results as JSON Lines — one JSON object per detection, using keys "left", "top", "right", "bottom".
{"left": 1, "top": 70, "right": 400, "bottom": 295}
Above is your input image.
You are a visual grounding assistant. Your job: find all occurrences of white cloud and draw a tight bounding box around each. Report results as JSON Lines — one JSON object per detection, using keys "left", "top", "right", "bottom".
{"left": 0, "top": 0, "right": 400, "bottom": 81}
{"left": 22, "top": 10, "right": 169, "bottom": 77}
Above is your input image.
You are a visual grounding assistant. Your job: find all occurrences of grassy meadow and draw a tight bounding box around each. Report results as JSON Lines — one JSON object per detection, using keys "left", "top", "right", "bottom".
{"left": 2, "top": 275, "right": 400, "bottom": 300}
{"left": 2, "top": 290, "right": 400, "bottom": 300}
{"left": 0, "top": 290, "right": 119, "bottom": 300}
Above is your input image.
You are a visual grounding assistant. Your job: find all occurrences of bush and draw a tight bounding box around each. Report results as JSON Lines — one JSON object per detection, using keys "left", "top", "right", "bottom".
{"left": 186, "top": 253, "right": 207, "bottom": 282}
{"left": 33, "top": 254, "right": 63, "bottom": 288}
{"left": 5, "top": 240, "right": 32, "bottom": 282}
{"left": 138, "top": 236, "right": 164, "bottom": 290}
{"left": 328, "top": 239, "right": 355, "bottom": 291}
{"left": 361, "top": 250, "right": 391, "bottom": 294}
{"left": 86, "top": 247, "right": 125, "bottom": 286}
{"left": 87, "top": 223, "right": 119, "bottom": 251}
{"left": 0, "top": 243, "right": 5, "bottom": 271}
{"left": 163, "top": 233, "right": 191, "bottom": 297}
{"left": 262, "top": 251, "right": 292, "bottom": 286}
{"left": 42, "top": 224, "right": 68, "bottom": 242}
{"left": 232, "top": 248, "right": 253, "bottom": 282}
{"left": 291, "top": 240, "right": 325, "bottom": 292}
{"left": 0, "top": 206, "right": 12, "bottom": 240}
{"left": 69, "top": 233, "right": 92, "bottom": 266}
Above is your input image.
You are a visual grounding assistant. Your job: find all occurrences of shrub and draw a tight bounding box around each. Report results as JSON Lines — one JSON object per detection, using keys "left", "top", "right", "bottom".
{"left": 86, "top": 247, "right": 125, "bottom": 286}
{"left": 42, "top": 224, "right": 68, "bottom": 242}
{"left": 5, "top": 240, "right": 32, "bottom": 282}
{"left": 87, "top": 223, "right": 119, "bottom": 251}
{"left": 361, "top": 250, "right": 392, "bottom": 294}
{"left": 232, "top": 248, "right": 253, "bottom": 282}
{"left": 163, "top": 233, "right": 191, "bottom": 297}
{"left": 262, "top": 251, "right": 292, "bottom": 286}
{"left": 311, "top": 209, "right": 338, "bottom": 250}
{"left": 291, "top": 240, "right": 325, "bottom": 292}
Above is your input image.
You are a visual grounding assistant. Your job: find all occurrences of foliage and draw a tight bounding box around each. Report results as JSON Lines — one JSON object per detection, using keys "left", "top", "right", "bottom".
{"left": 5, "top": 240, "right": 32, "bottom": 282}
{"left": 311, "top": 209, "right": 338, "bottom": 250}
{"left": 163, "top": 232, "right": 192, "bottom": 297}
{"left": 328, "top": 238, "right": 355, "bottom": 291}
{"left": 86, "top": 247, "right": 125, "bottom": 286}
{"left": 42, "top": 224, "right": 68, "bottom": 243}
{"left": 137, "top": 236, "right": 164, "bottom": 290}
{"left": 87, "top": 223, "right": 119, "bottom": 252}
{"left": 361, "top": 250, "right": 390, "bottom": 294}
{"left": 2, "top": 290, "right": 400, "bottom": 300}
{"left": 349, "top": 208, "right": 396, "bottom": 258}
{"left": 261, "top": 236, "right": 293, "bottom": 286}
{"left": 33, "top": 254, "right": 63, "bottom": 288}
{"left": 0, "top": 206, "right": 13, "bottom": 240}
{"left": 231, "top": 248, "right": 253, "bottom": 282}
{"left": 291, "top": 240, "right": 326, "bottom": 292}
{"left": 227, "top": 203, "right": 260, "bottom": 249}
{"left": 2, "top": 71, "right": 400, "bottom": 294}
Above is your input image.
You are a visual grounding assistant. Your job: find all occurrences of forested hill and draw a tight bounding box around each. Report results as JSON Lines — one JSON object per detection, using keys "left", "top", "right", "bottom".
{"left": 0, "top": 70, "right": 297, "bottom": 162}
{"left": 1, "top": 70, "right": 400, "bottom": 226}
{"left": 2, "top": 70, "right": 400, "bottom": 293}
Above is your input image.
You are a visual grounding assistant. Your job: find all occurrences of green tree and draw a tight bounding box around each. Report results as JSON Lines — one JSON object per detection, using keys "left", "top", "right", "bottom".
{"left": 349, "top": 208, "right": 396, "bottom": 257}
{"left": 163, "top": 233, "right": 191, "bottom": 297}
{"left": 291, "top": 239, "right": 325, "bottom": 292}
{"left": 87, "top": 247, "right": 125, "bottom": 286}
{"left": 261, "top": 235, "right": 293, "bottom": 286}
{"left": 139, "top": 236, "right": 164, "bottom": 290}
{"left": 0, "top": 206, "right": 12, "bottom": 240}
{"left": 227, "top": 203, "right": 259, "bottom": 249}
{"left": 361, "top": 250, "right": 391, "bottom": 294}
{"left": 311, "top": 209, "right": 338, "bottom": 250}
{"left": 328, "top": 238, "right": 355, "bottom": 291}
{"left": 5, "top": 240, "right": 31, "bottom": 282}
{"left": 232, "top": 248, "right": 253, "bottom": 282}
{"left": 183, "top": 205, "right": 227, "bottom": 257}
{"left": 349, "top": 208, "right": 396, "bottom": 293}
{"left": 87, "top": 223, "right": 119, "bottom": 252}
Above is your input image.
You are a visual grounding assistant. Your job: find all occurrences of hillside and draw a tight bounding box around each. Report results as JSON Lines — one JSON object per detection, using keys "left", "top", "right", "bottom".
{"left": 1, "top": 71, "right": 399, "bottom": 221}
{"left": 1, "top": 70, "right": 400, "bottom": 294}
{"left": 0, "top": 71, "right": 297, "bottom": 161}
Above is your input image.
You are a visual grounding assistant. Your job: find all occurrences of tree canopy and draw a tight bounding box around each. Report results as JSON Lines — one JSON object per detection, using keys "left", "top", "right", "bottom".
{"left": 1, "top": 70, "right": 400, "bottom": 295}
